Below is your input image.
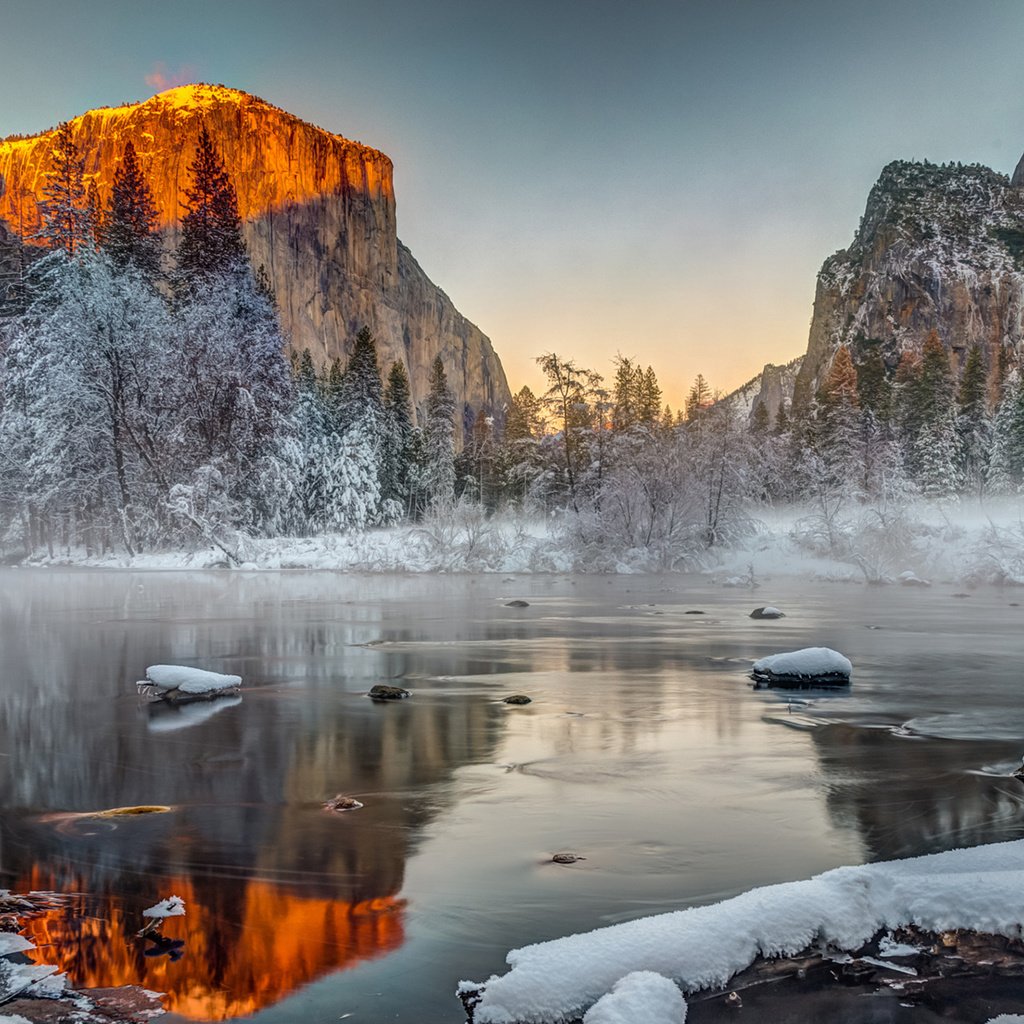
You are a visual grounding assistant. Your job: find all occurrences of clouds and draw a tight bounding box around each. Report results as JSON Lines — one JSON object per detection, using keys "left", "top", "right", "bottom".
{"left": 144, "top": 62, "right": 198, "bottom": 91}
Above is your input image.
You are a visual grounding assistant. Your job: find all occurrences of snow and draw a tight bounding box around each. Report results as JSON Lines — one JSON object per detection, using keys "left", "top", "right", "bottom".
{"left": 143, "top": 895, "right": 186, "bottom": 919}
{"left": 464, "top": 839, "right": 1024, "bottom": 1024}
{"left": 986, "top": 1017, "right": 1024, "bottom": 1023}
{"left": 0, "top": 934, "right": 34, "bottom": 956}
{"left": 581, "top": 972, "right": 686, "bottom": 1023}
{"left": 751, "top": 647, "right": 852, "bottom": 681}
{"left": 143, "top": 665, "right": 241, "bottom": 695}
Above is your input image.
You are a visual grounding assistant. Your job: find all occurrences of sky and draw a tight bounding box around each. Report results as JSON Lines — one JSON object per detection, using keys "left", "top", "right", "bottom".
{"left": 2, "top": 0, "right": 1024, "bottom": 407}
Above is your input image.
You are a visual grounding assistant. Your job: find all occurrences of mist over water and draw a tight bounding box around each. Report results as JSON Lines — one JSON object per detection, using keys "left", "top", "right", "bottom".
{"left": 2, "top": 570, "right": 1024, "bottom": 1022}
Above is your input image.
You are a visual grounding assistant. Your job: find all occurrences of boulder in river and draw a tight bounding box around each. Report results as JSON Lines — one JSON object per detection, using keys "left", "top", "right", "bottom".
{"left": 503, "top": 695, "right": 532, "bottom": 705}
{"left": 750, "top": 606, "right": 785, "bottom": 619}
{"left": 505, "top": 600, "right": 530, "bottom": 608}
{"left": 751, "top": 647, "right": 852, "bottom": 687}
{"left": 368, "top": 684, "right": 411, "bottom": 700}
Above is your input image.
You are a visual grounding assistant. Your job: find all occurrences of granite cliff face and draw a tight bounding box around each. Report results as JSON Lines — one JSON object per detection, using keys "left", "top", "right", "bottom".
{"left": 0, "top": 84, "right": 510, "bottom": 422}
{"left": 793, "top": 159, "right": 1024, "bottom": 405}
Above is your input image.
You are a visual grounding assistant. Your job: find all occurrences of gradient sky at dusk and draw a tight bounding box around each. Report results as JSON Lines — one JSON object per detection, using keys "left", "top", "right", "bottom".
{"left": 3, "top": 0, "right": 1024, "bottom": 406}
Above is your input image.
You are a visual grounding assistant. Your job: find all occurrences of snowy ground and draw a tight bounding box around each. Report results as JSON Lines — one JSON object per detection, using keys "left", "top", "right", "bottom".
{"left": 10, "top": 497, "right": 1024, "bottom": 583}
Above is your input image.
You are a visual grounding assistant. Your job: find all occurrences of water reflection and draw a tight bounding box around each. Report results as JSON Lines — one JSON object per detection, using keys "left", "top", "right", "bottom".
{"left": 809, "top": 723, "right": 1024, "bottom": 860}
{"left": 0, "top": 571, "right": 505, "bottom": 1017}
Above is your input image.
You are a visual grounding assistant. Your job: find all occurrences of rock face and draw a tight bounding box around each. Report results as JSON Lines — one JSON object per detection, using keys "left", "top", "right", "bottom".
{"left": 0, "top": 84, "right": 510, "bottom": 424}
{"left": 725, "top": 356, "right": 802, "bottom": 426}
{"left": 793, "top": 160, "right": 1024, "bottom": 405}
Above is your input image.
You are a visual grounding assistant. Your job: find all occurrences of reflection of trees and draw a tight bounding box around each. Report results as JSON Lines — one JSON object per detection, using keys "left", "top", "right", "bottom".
{"left": 810, "top": 724, "right": 1024, "bottom": 860}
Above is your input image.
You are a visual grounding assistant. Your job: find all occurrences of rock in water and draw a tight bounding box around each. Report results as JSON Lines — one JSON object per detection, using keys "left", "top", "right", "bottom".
{"left": 751, "top": 647, "right": 852, "bottom": 687}
{"left": 368, "top": 684, "right": 411, "bottom": 700}
{"left": 551, "top": 853, "right": 585, "bottom": 864}
{"left": 502, "top": 695, "right": 532, "bottom": 705}
{"left": 138, "top": 665, "right": 241, "bottom": 703}
{"left": 505, "top": 600, "right": 530, "bottom": 608}
{"left": 750, "top": 606, "right": 785, "bottom": 619}
{"left": 0, "top": 85, "right": 510, "bottom": 428}
{"left": 324, "top": 795, "right": 363, "bottom": 812}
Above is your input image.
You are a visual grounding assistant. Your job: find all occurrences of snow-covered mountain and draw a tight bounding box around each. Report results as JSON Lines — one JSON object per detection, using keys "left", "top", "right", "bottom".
{"left": 793, "top": 158, "right": 1024, "bottom": 405}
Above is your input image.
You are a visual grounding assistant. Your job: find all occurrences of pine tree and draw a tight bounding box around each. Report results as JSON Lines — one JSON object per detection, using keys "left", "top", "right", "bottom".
{"left": 855, "top": 344, "right": 892, "bottom": 423}
{"left": 611, "top": 355, "right": 640, "bottom": 431}
{"left": 988, "top": 370, "right": 1024, "bottom": 493}
{"left": 381, "top": 360, "right": 414, "bottom": 516}
{"left": 423, "top": 356, "right": 456, "bottom": 510}
{"left": 955, "top": 343, "right": 991, "bottom": 495}
{"left": 38, "top": 122, "right": 91, "bottom": 257}
{"left": 336, "top": 326, "right": 384, "bottom": 431}
{"left": 750, "top": 401, "right": 770, "bottom": 434}
{"left": 104, "top": 141, "right": 161, "bottom": 278}
{"left": 637, "top": 366, "right": 662, "bottom": 426}
{"left": 907, "top": 331, "right": 958, "bottom": 493}
{"left": 176, "top": 125, "right": 247, "bottom": 285}
{"left": 816, "top": 346, "right": 860, "bottom": 487}
{"left": 686, "top": 374, "right": 712, "bottom": 422}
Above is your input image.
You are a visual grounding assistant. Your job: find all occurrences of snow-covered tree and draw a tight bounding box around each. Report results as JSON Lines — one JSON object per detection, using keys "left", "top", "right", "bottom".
{"left": 955, "top": 343, "right": 992, "bottom": 495}
{"left": 423, "top": 356, "right": 456, "bottom": 510}
{"left": 381, "top": 360, "right": 414, "bottom": 518}
{"left": 988, "top": 370, "right": 1024, "bottom": 493}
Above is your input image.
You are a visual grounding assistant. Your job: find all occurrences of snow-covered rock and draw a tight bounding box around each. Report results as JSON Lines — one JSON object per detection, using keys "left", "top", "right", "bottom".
{"left": 750, "top": 646, "right": 851, "bottom": 685}
{"left": 749, "top": 606, "right": 785, "bottom": 619}
{"left": 143, "top": 895, "right": 185, "bottom": 919}
{"left": 581, "top": 972, "right": 686, "bottom": 1024}
{"left": 462, "top": 839, "right": 1024, "bottom": 1024}
{"left": 138, "top": 665, "right": 241, "bottom": 701}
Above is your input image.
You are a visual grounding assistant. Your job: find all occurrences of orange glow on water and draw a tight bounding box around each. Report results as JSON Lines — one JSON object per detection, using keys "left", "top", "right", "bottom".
{"left": 17, "top": 867, "right": 405, "bottom": 1020}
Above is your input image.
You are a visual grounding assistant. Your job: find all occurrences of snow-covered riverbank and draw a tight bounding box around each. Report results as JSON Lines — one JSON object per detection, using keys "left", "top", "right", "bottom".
{"left": 12, "top": 497, "right": 1024, "bottom": 584}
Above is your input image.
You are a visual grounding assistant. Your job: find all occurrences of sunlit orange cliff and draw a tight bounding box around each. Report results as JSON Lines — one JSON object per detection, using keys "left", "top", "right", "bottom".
{"left": 0, "top": 84, "right": 510, "bottom": 418}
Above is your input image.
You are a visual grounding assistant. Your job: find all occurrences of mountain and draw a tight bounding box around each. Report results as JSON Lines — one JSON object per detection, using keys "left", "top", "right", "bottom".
{"left": 0, "top": 84, "right": 510, "bottom": 423}
{"left": 793, "top": 158, "right": 1024, "bottom": 406}
{"left": 724, "top": 356, "right": 802, "bottom": 426}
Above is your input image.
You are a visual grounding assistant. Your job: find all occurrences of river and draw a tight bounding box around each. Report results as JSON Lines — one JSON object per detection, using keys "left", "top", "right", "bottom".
{"left": 2, "top": 570, "right": 1023, "bottom": 1022}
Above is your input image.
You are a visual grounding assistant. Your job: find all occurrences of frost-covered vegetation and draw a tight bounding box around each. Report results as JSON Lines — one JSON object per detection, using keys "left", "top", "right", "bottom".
{"left": 3, "top": 128, "right": 1024, "bottom": 577}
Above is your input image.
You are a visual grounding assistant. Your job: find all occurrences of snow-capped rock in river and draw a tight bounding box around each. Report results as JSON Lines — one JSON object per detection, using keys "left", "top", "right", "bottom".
{"left": 137, "top": 665, "right": 241, "bottom": 702}
{"left": 750, "top": 647, "right": 851, "bottom": 685}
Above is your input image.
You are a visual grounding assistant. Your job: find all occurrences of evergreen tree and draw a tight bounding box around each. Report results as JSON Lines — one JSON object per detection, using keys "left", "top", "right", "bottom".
{"left": 988, "top": 370, "right": 1024, "bottom": 493}
{"left": 956, "top": 343, "right": 991, "bottom": 495}
{"left": 104, "top": 141, "right": 161, "bottom": 278}
{"left": 908, "top": 331, "right": 958, "bottom": 494}
{"left": 381, "top": 360, "right": 414, "bottom": 516}
{"left": 816, "top": 346, "right": 861, "bottom": 486}
{"left": 686, "top": 374, "right": 712, "bottom": 422}
{"left": 611, "top": 355, "right": 640, "bottom": 431}
{"left": 38, "top": 122, "right": 91, "bottom": 257}
{"left": 750, "top": 401, "right": 771, "bottom": 435}
{"left": 176, "top": 125, "right": 247, "bottom": 285}
{"left": 336, "top": 326, "right": 384, "bottom": 430}
{"left": 637, "top": 366, "right": 662, "bottom": 426}
{"left": 423, "top": 356, "right": 456, "bottom": 509}
{"left": 855, "top": 344, "right": 892, "bottom": 423}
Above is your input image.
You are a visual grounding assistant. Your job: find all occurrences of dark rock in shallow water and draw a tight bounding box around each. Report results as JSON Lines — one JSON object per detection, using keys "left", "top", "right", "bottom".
{"left": 551, "top": 853, "right": 585, "bottom": 864}
{"left": 503, "top": 694, "right": 532, "bottom": 705}
{"left": 505, "top": 600, "right": 530, "bottom": 608}
{"left": 684, "top": 610, "right": 705, "bottom": 615}
{"left": 324, "top": 795, "right": 363, "bottom": 812}
{"left": 750, "top": 606, "right": 785, "bottom": 619}
{"left": 368, "top": 684, "right": 411, "bottom": 700}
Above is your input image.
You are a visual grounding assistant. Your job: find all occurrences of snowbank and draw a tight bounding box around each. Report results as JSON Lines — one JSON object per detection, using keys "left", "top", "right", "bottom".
{"left": 462, "top": 839, "right": 1024, "bottom": 1024}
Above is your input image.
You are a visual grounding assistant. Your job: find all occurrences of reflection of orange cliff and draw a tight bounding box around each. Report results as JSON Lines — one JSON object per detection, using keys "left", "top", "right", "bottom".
{"left": 17, "top": 868, "right": 404, "bottom": 1021}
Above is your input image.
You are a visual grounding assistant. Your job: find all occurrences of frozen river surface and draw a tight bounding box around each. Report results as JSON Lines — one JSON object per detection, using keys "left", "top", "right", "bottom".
{"left": 2, "top": 570, "right": 1024, "bottom": 1022}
